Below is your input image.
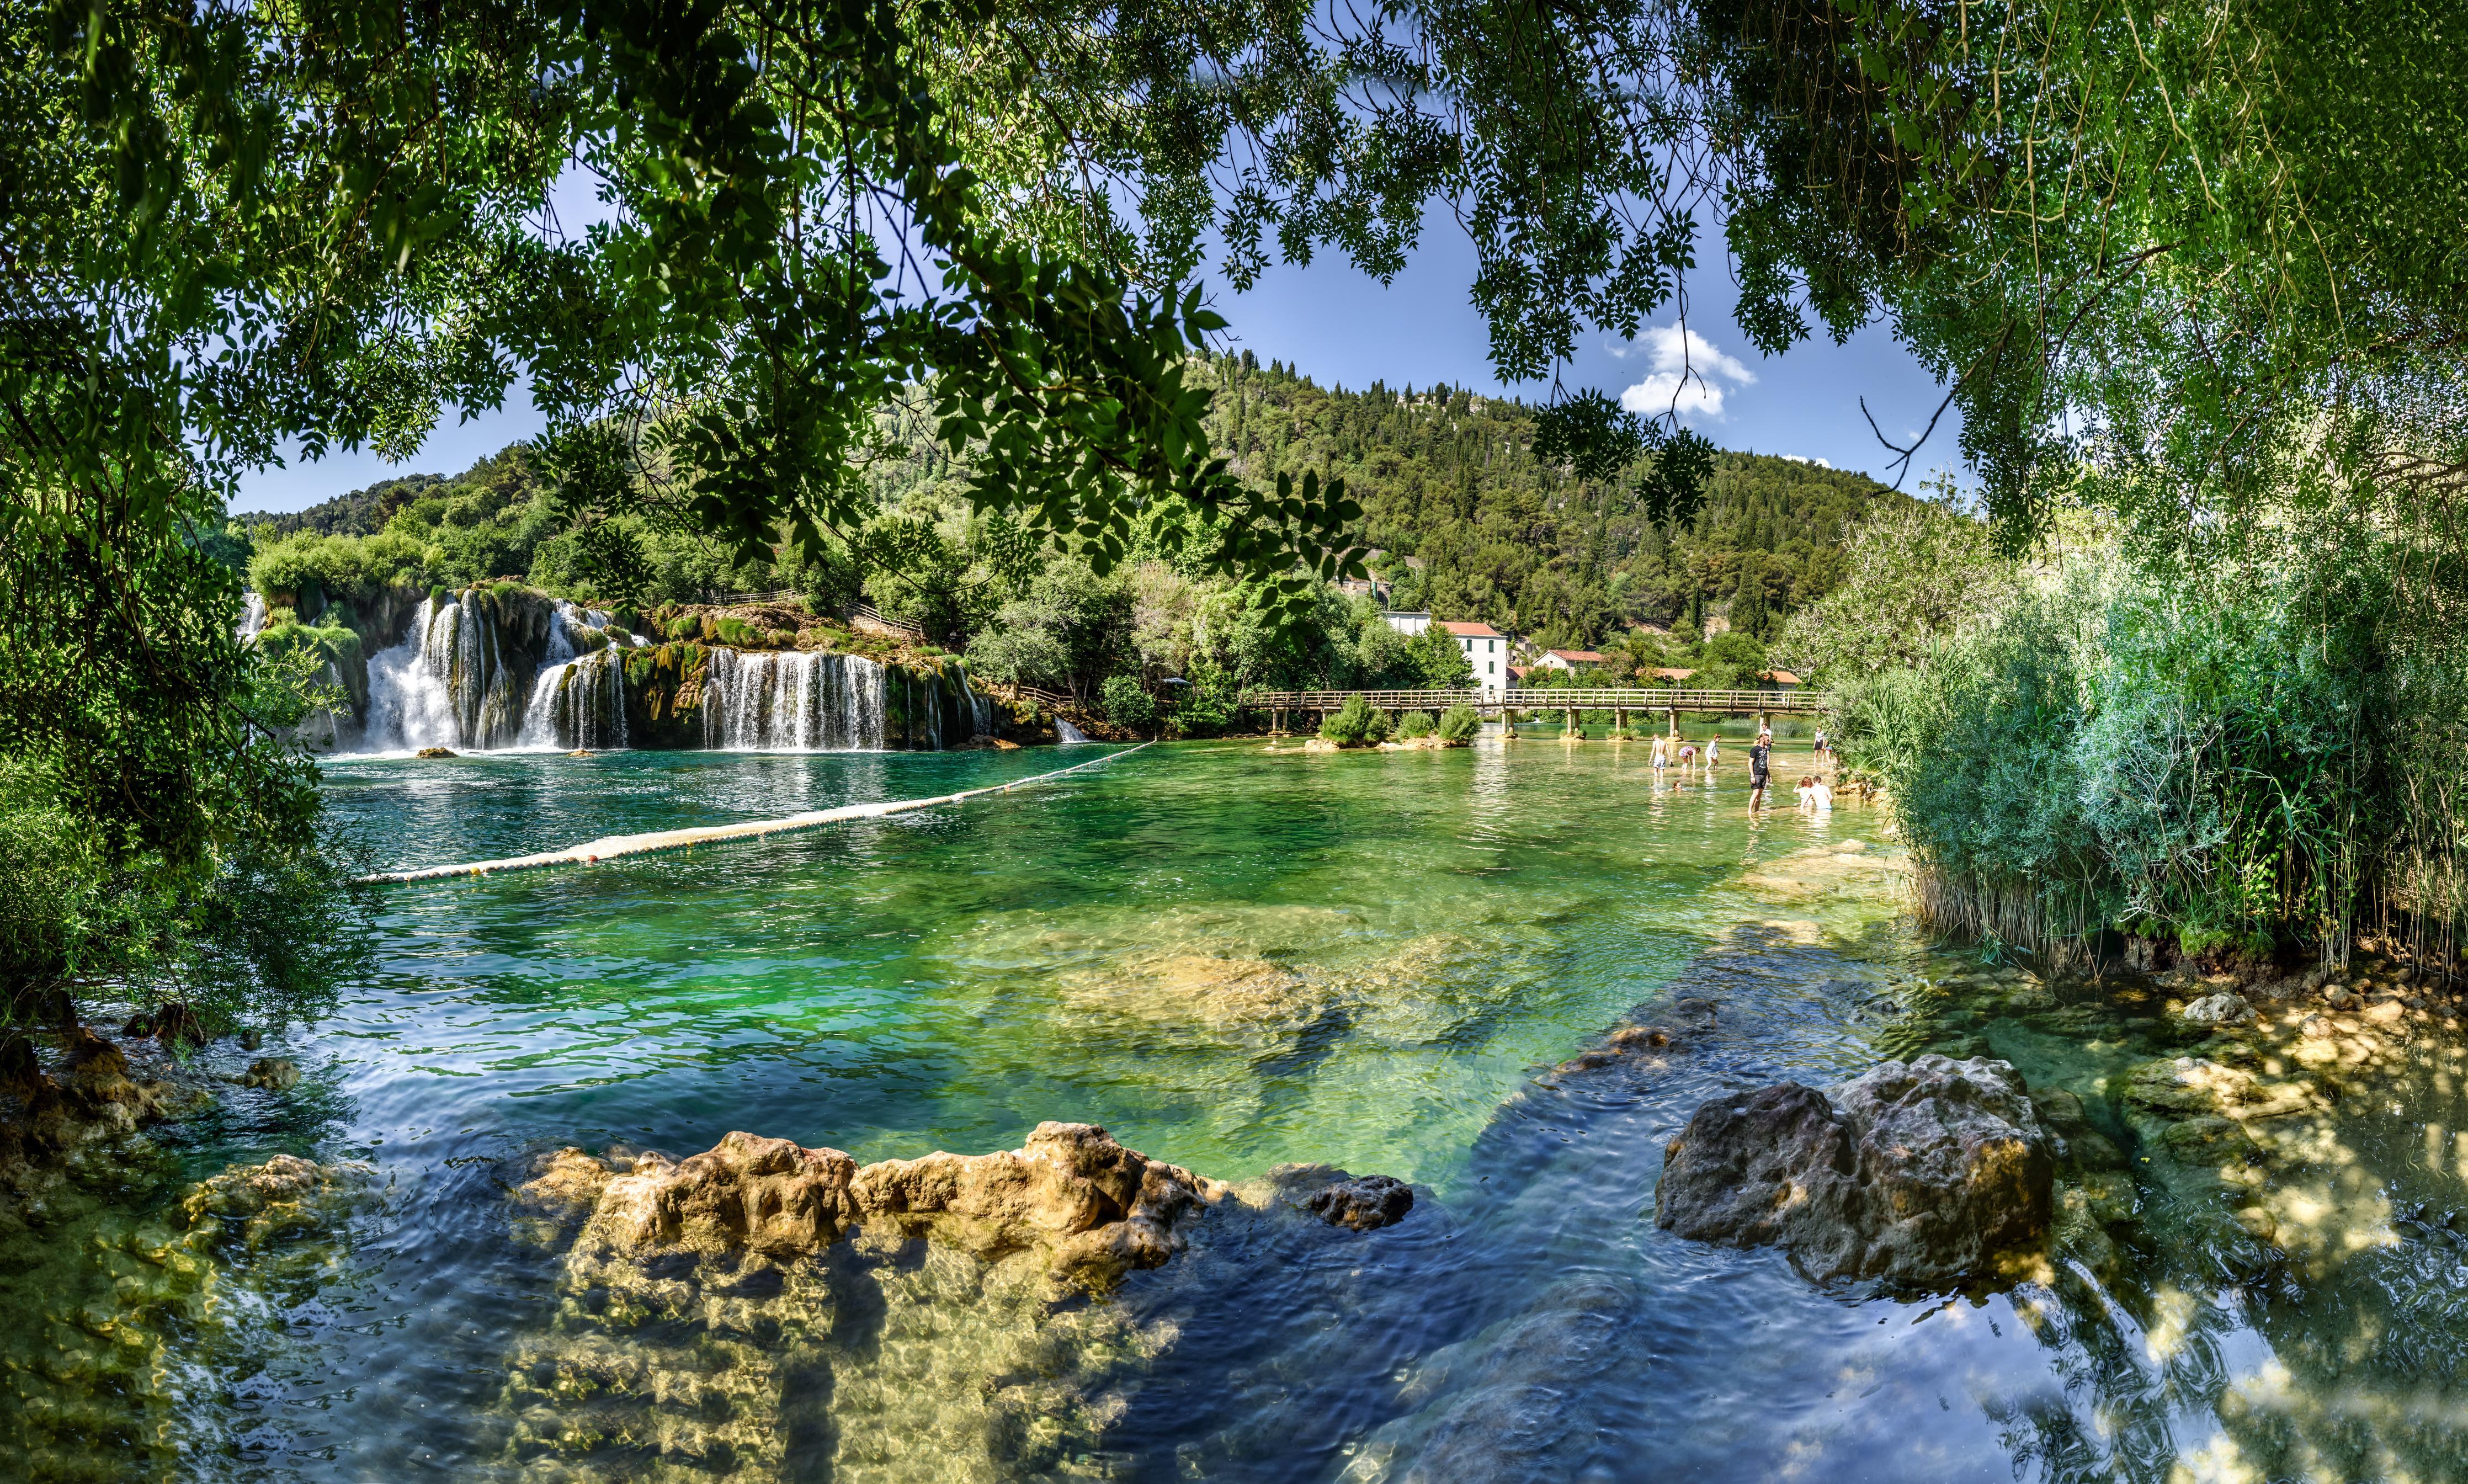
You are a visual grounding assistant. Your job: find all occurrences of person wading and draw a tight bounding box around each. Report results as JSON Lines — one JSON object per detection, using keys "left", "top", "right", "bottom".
{"left": 1748, "top": 730, "right": 1773, "bottom": 809}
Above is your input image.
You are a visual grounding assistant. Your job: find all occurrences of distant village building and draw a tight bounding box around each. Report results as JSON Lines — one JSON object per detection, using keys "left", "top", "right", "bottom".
{"left": 1531, "top": 648, "right": 1608, "bottom": 673}
{"left": 1758, "top": 669, "right": 1802, "bottom": 691}
{"left": 1437, "top": 620, "right": 1509, "bottom": 699}
{"left": 1381, "top": 610, "right": 1433, "bottom": 637}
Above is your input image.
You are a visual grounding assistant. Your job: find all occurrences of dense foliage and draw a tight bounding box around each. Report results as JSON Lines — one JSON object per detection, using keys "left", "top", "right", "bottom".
{"left": 1318, "top": 695, "right": 1391, "bottom": 746}
{"left": 1817, "top": 529, "right": 2465, "bottom": 969}
{"left": 0, "top": 518, "right": 369, "bottom": 1042}
{"left": 1772, "top": 484, "right": 2017, "bottom": 682}
{"left": 1704, "top": 0, "right": 2468, "bottom": 546}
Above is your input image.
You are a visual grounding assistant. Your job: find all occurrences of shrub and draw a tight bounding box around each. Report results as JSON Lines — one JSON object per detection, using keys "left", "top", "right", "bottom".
{"left": 1318, "top": 694, "right": 1390, "bottom": 746}
{"left": 712, "top": 615, "right": 765, "bottom": 648}
{"left": 1437, "top": 704, "right": 1481, "bottom": 744}
{"left": 1841, "top": 550, "right": 2392, "bottom": 965}
{"left": 664, "top": 614, "right": 701, "bottom": 641}
{"left": 1397, "top": 709, "right": 1435, "bottom": 739}
{"left": 1102, "top": 674, "right": 1157, "bottom": 732}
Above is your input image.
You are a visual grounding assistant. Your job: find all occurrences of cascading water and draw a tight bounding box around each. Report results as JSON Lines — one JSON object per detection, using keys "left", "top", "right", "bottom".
{"left": 236, "top": 593, "right": 268, "bottom": 642}
{"left": 517, "top": 602, "right": 630, "bottom": 751}
{"left": 537, "top": 649, "right": 630, "bottom": 752}
{"left": 363, "top": 598, "right": 483, "bottom": 751}
{"left": 350, "top": 588, "right": 982, "bottom": 753}
{"left": 701, "top": 650, "right": 891, "bottom": 751}
{"left": 1055, "top": 716, "right": 1093, "bottom": 744}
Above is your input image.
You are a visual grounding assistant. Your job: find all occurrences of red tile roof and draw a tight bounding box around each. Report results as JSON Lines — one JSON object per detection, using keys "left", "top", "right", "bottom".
{"left": 1437, "top": 620, "right": 1503, "bottom": 637}
{"left": 1548, "top": 649, "right": 1608, "bottom": 665}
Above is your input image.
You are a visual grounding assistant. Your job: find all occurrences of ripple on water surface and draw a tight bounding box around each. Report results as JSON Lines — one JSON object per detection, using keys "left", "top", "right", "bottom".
{"left": 4, "top": 740, "right": 2466, "bottom": 1482}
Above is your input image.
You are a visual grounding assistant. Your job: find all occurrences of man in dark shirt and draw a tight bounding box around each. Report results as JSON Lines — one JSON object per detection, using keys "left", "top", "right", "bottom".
{"left": 1748, "top": 731, "right": 1773, "bottom": 808}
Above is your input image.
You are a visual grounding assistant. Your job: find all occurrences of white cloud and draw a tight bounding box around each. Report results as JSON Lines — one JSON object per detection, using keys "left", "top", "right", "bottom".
{"left": 1616, "top": 323, "right": 1756, "bottom": 423}
{"left": 1780, "top": 454, "right": 1832, "bottom": 469}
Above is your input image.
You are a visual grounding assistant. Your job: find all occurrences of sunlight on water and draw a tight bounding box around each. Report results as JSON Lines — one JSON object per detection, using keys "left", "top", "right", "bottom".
{"left": 5, "top": 739, "right": 2466, "bottom": 1482}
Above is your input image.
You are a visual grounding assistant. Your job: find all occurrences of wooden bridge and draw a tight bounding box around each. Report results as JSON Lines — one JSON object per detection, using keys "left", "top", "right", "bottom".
{"left": 1239, "top": 687, "right": 1832, "bottom": 732}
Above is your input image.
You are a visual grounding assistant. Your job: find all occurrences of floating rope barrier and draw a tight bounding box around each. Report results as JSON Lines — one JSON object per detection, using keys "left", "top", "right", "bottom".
{"left": 357, "top": 742, "right": 1152, "bottom": 884}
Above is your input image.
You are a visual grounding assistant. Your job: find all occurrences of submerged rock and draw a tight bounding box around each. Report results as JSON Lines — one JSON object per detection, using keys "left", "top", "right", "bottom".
{"left": 2182, "top": 992, "right": 2257, "bottom": 1026}
{"left": 1302, "top": 1172, "right": 1415, "bottom": 1231}
{"left": 414, "top": 746, "right": 457, "bottom": 758}
{"left": 547, "top": 1122, "right": 1225, "bottom": 1289}
{"left": 498, "top": 1125, "right": 1385, "bottom": 1483}
{"left": 2122, "top": 1055, "right": 2321, "bottom": 1120}
{"left": 237, "top": 1057, "right": 300, "bottom": 1091}
{"left": 183, "top": 1153, "right": 378, "bottom": 1244}
{"left": 1654, "top": 1055, "right": 2056, "bottom": 1288}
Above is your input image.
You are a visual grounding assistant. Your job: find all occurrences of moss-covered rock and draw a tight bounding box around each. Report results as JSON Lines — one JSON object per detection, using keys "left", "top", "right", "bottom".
{"left": 622, "top": 642, "right": 711, "bottom": 747}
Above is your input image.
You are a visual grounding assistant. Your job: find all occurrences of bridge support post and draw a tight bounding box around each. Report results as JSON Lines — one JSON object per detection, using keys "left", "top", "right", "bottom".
{"left": 1563, "top": 705, "right": 1579, "bottom": 738}
{"left": 1666, "top": 707, "right": 1678, "bottom": 738}
{"left": 1614, "top": 706, "right": 1627, "bottom": 736}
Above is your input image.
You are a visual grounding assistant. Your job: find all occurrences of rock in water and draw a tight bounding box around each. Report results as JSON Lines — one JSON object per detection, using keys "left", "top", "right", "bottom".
{"left": 551, "top": 1121, "right": 1224, "bottom": 1288}
{"left": 2183, "top": 992, "right": 2257, "bottom": 1026}
{"left": 503, "top": 1125, "right": 1251, "bottom": 1483}
{"left": 1654, "top": 1055, "right": 2056, "bottom": 1287}
{"left": 414, "top": 746, "right": 456, "bottom": 758}
{"left": 1305, "top": 1173, "right": 1414, "bottom": 1231}
{"left": 237, "top": 1058, "right": 299, "bottom": 1091}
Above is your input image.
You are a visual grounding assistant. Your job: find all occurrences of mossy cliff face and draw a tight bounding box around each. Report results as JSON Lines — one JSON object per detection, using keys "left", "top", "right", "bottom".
{"left": 622, "top": 642, "right": 712, "bottom": 748}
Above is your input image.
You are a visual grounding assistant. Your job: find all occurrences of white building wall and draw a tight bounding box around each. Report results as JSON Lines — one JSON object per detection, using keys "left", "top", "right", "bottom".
{"left": 1382, "top": 611, "right": 1432, "bottom": 637}
{"left": 1456, "top": 632, "right": 1506, "bottom": 700}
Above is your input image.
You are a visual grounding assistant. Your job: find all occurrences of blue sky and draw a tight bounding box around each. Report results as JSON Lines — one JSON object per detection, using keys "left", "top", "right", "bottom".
{"left": 231, "top": 216, "right": 1969, "bottom": 514}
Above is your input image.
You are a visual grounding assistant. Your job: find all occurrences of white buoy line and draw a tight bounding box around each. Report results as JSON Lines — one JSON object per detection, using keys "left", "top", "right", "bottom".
{"left": 356, "top": 742, "right": 1153, "bottom": 884}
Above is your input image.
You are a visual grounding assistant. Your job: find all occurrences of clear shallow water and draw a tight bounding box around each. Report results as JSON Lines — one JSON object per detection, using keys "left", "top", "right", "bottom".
{"left": 7, "top": 740, "right": 2467, "bottom": 1482}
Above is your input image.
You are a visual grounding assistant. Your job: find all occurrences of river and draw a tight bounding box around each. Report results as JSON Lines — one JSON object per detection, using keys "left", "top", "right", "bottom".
{"left": 3, "top": 739, "right": 2462, "bottom": 1482}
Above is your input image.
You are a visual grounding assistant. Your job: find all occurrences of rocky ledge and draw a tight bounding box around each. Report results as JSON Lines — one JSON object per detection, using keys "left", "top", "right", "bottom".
{"left": 1655, "top": 1054, "right": 2057, "bottom": 1288}
{"left": 523, "top": 1121, "right": 1414, "bottom": 1291}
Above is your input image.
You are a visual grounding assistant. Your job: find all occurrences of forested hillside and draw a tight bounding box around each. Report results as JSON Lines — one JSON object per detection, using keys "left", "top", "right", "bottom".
{"left": 1199, "top": 353, "right": 1910, "bottom": 647}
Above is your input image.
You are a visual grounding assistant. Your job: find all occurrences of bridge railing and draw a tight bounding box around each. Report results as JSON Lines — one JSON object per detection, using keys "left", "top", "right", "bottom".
{"left": 1238, "top": 687, "right": 1829, "bottom": 713}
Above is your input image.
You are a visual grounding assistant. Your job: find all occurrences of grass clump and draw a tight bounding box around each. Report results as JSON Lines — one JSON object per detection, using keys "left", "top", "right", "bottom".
{"left": 1437, "top": 704, "right": 1481, "bottom": 744}
{"left": 1396, "top": 710, "right": 1435, "bottom": 739}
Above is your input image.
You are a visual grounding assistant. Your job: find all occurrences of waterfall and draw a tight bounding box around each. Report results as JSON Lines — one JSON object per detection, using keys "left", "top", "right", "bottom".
{"left": 955, "top": 666, "right": 996, "bottom": 740}
{"left": 516, "top": 602, "right": 628, "bottom": 751}
{"left": 541, "top": 649, "right": 629, "bottom": 752}
{"left": 350, "top": 589, "right": 980, "bottom": 753}
{"left": 701, "top": 650, "right": 897, "bottom": 751}
{"left": 237, "top": 593, "right": 268, "bottom": 642}
{"left": 1056, "top": 716, "right": 1093, "bottom": 744}
{"left": 361, "top": 598, "right": 462, "bottom": 752}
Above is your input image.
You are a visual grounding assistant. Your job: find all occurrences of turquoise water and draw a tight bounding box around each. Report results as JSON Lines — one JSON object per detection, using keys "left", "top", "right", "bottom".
{"left": 7, "top": 738, "right": 2466, "bottom": 1481}
{"left": 313, "top": 739, "right": 1880, "bottom": 1189}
